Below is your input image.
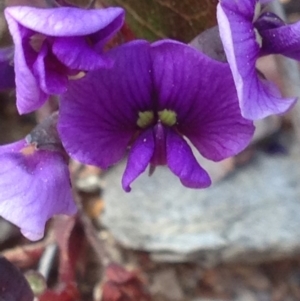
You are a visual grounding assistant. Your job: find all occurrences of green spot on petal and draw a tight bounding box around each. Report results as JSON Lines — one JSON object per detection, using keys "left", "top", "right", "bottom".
{"left": 137, "top": 111, "right": 154, "bottom": 128}
{"left": 158, "top": 109, "right": 177, "bottom": 126}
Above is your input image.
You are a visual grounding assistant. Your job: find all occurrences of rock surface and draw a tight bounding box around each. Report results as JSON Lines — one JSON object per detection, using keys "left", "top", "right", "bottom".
{"left": 102, "top": 149, "right": 300, "bottom": 265}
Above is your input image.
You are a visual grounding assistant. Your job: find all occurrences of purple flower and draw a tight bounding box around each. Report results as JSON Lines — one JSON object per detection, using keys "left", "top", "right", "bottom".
{"left": 58, "top": 40, "right": 254, "bottom": 192}
{"left": 217, "top": 0, "right": 297, "bottom": 119}
{"left": 0, "top": 115, "right": 76, "bottom": 240}
{"left": 4, "top": 5, "right": 124, "bottom": 114}
{"left": 0, "top": 46, "right": 15, "bottom": 91}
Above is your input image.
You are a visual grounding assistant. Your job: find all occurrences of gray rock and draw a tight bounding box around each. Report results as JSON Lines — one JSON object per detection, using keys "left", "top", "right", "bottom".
{"left": 101, "top": 150, "right": 300, "bottom": 266}
{"left": 192, "top": 298, "right": 228, "bottom": 301}
{"left": 150, "top": 269, "right": 184, "bottom": 301}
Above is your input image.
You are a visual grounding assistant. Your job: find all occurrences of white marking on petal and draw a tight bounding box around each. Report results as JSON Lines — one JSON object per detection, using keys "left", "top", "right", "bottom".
{"left": 254, "top": 28, "right": 263, "bottom": 48}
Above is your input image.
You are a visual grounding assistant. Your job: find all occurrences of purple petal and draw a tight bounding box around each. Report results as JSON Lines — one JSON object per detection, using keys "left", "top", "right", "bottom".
{"left": 240, "top": 74, "right": 296, "bottom": 120}
{"left": 150, "top": 40, "right": 254, "bottom": 161}
{"left": 3, "top": 13, "right": 47, "bottom": 114}
{"left": 151, "top": 39, "right": 203, "bottom": 118}
{"left": 52, "top": 36, "right": 113, "bottom": 70}
{"left": 150, "top": 39, "right": 228, "bottom": 121}
{"left": 217, "top": 1, "right": 295, "bottom": 119}
{"left": 32, "top": 42, "right": 68, "bottom": 95}
{"left": 0, "top": 46, "right": 15, "bottom": 90}
{"left": 90, "top": 15, "right": 126, "bottom": 51}
{"left": 122, "top": 129, "right": 154, "bottom": 192}
{"left": 4, "top": 6, "right": 124, "bottom": 37}
{"left": 58, "top": 41, "right": 153, "bottom": 168}
{"left": 255, "top": 12, "right": 285, "bottom": 31}
{"left": 0, "top": 257, "right": 34, "bottom": 301}
{"left": 258, "top": 18, "right": 300, "bottom": 60}
{"left": 0, "top": 142, "right": 76, "bottom": 241}
{"left": 0, "top": 47, "right": 14, "bottom": 63}
{"left": 166, "top": 130, "right": 211, "bottom": 189}
{"left": 0, "top": 139, "right": 26, "bottom": 154}
{"left": 218, "top": 0, "right": 256, "bottom": 20}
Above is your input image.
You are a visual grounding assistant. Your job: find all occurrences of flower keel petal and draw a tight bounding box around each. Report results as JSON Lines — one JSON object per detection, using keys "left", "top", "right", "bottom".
{"left": 122, "top": 129, "right": 155, "bottom": 192}
{"left": 166, "top": 130, "right": 211, "bottom": 189}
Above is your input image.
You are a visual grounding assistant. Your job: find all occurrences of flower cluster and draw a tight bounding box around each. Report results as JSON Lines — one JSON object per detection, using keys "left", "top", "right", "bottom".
{"left": 0, "top": 0, "right": 298, "bottom": 239}
{"left": 4, "top": 5, "right": 124, "bottom": 113}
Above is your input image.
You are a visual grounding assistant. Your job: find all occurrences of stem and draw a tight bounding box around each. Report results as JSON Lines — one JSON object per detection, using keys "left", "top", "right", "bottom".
{"left": 73, "top": 188, "right": 111, "bottom": 267}
{"left": 38, "top": 243, "right": 58, "bottom": 280}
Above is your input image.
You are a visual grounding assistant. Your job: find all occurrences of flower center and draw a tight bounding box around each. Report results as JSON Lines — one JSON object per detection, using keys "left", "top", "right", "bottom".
{"left": 158, "top": 109, "right": 177, "bottom": 126}
{"left": 137, "top": 111, "right": 154, "bottom": 128}
{"left": 136, "top": 109, "right": 177, "bottom": 128}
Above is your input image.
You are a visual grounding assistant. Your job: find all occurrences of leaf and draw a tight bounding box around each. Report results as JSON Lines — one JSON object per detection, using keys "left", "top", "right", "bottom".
{"left": 101, "top": 264, "right": 150, "bottom": 301}
{"left": 0, "top": 257, "right": 34, "bottom": 301}
{"left": 53, "top": 216, "right": 86, "bottom": 284}
{"left": 104, "top": 0, "right": 218, "bottom": 42}
{"left": 38, "top": 283, "right": 79, "bottom": 301}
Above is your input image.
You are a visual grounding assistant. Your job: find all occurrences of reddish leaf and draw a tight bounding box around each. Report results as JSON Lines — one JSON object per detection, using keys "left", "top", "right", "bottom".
{"left": 38, "top": 282, "right": 79, "bottom": 301}
{"left": 106, "top": 264, "right": 137, "bottom": 284}
{"left": 53, "top": 216, "right": 86, "bottom": 283}
{"left": 102, "top": 282, "right": 125, "bottom": 301}
{"left": 101, "top": 264, "right": 150, "bottom": 301}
